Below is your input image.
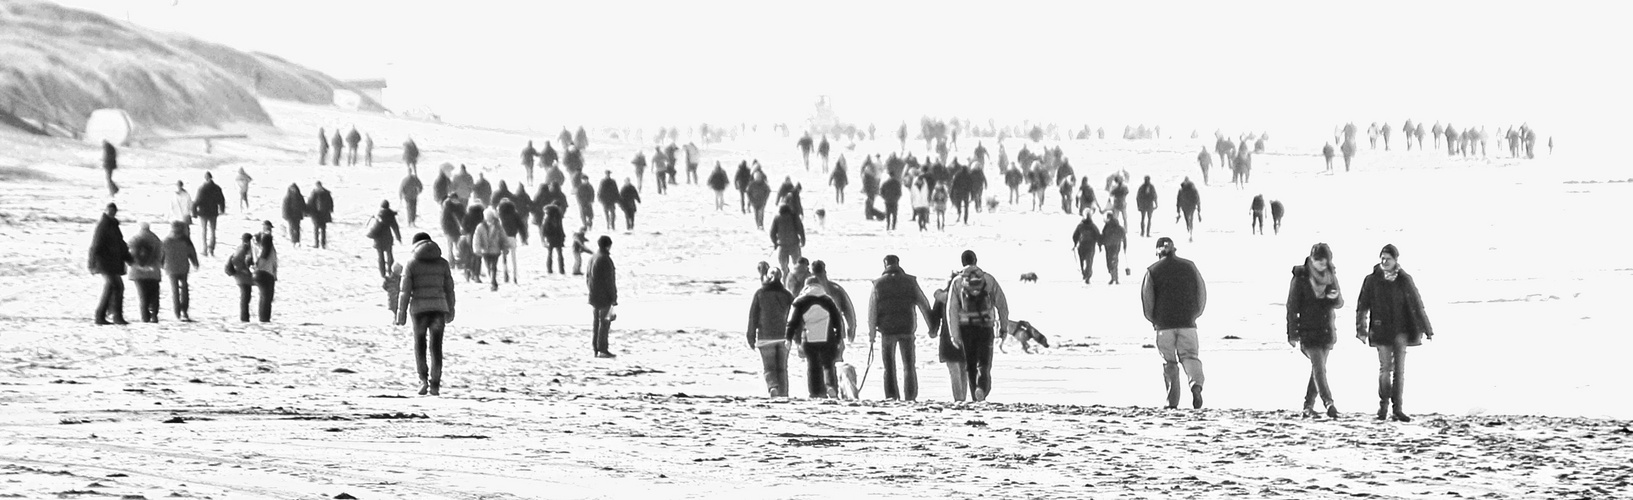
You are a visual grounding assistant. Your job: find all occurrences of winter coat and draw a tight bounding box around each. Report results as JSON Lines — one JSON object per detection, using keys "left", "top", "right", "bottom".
{"left": 542, "top": 206, "right": 566, "bottom": 247}
{"left": 439, "top": 198, "right": 464, "bottom": 239}
{"left": 306, "top": 187, "right": 334, "bottom": 224}
{"left": 861, "top": 170, "right": 881, "bottom": 197}
{"left": 869, "top": 265, "right": 930, "bottom": 335}
{"left": 880, "top": 178, "right": 903, "bottom": 204}
{"left": 473, "top": 177, "right": 492, "bottom": 205}
{"left": 127, "top": 228, "right": 163, "bottom": 281}
{"left": 193, "top": 181, "right": 226, "bottom": 218}
{"left": 786, "top": 293, "right": 844, "bottom": 344}
{"left": 1100, "top": 218, "right": 1126, "bottom": 252}
{"left": 432, "top": 172, "right": 451, "bottom": 203}
{"left": 1072, "top": 218, "right": 1102, "bottom": 249}
{"left": 747, "top": 279, "right": 795, "bottom": 345}
{"left": 450, "top": 170, "right": 475, "bottom": 201}
{"left": 253, "top": 236, "right": 278, "bottom": 279}
{"left": 747, "top": 178, "right": 772, "bottom": 209}
{"left": 575, "top": 182, "right": 596, "bottom": 214}
{"left": 161, "top": 232, "right": 198, "bottom": 276}
{"left": 1136, "top": 182, "right": 1158, "bottom": 211}
{"left": 597, "top": 178, "right": 620, "bottom": 207}
{"left": 1287, "top": 260, "right": 1344, "bottom": 346}
{"left": 498, "top": 200, "right": 525, "bottom": 238}
{"left": 1176, "top": 181, "right": 1201, "bottom": 215}
{"left": 88, "top": 213, "right": 130, "bottom": 276}
{"left": 733, "top": 163, "right": 752, "bottom": 191}
{"left": 461, "top": 204, "right": 487, "bottom": 236}
{"left": 227, "top": 244, "right": 255, "bottom": 286}
{"left": 472, "top": 210, "right": 510, "bottom": 256}
{"left": 1355, "top": 265, "right": 1433, "bottom": 346}
{"left": 282, "top": 188, "right": 306, "bottom": 222}
{"left": 769, "top": 208, "right": 804, "bottom": 248}
{"left": 1141, "top": 255, "right": 1207, "bottom": 330}
{"left": 371, "top": 208, "right": 402, "bottom": 249}
{"left": 945, "top": 265, "right": 1008, "bottom": 329}
{"left": 398, "top": 240, "right": 456, "bottom": 318}
{"left": 1251, "top": 195, "right": 1266, "bottom": 212}
{"left": 586, "top": 248, "right": 617, "bottom": 308}
{"left": 707, "top": 166, "right": 731, "bottom": 191}
{"left": 618, "top": 184, "right": 641, "bottom": 213}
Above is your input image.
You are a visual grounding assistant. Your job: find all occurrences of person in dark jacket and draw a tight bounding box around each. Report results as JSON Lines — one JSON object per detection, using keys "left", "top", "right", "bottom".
{"left": 281, "top": 184, "right": 306, "bottom": 246}
{"left": 769, "top": 204, "right": 805, "bottom": 275}
{"left": 318, "top": 128, "right": 329, "bottom": 165}
{"left": 498, "top": 198, "right": 526, "bottom": 281}
{"left": 306, "top": 181, "right": 334, "bottom": 249}
{"left": 330, "top": 130, "right": 344, "bottom": 166}
{"left": 1136, "top": 175, "right": 1158, "bottom": 237}
{"left": 747, "top": 171, "right": 772, "bottom": 229}
{"left": 617, "top": 179, "right": 641, "bottom": 230}
{"left": 161, "top": 221, "right": 198, "bottom": 322}
{"left": 733, "top": 160, "right": 753, "bottom": 213}
{"left": 596, "top": 171, "right": 620, "bottom": 231}
{"left": 575, "top": 176, "right": 597, "bottom": 228}
{"left": 1140, "top": 237, "right": 1208, "bottom": 409}
{"left": 861, "top": 161, "right": 883, "bottom": 218}
{"left": 102, "top": 141, "right": 119, "bottom": 196}
{"left": 127, "top": 223, "right": 164, "bottom": 323}
{"left": 226, "top": 233, "right": 256, "bottom": 322}
{"left": 880, "top": 174, "right": 903, "bottom": 230}
{"left": 1057, "top": 176, "right": 1075, "bottom": 215}
{"left": 252, "top": 231, "right": 279, "bottom": 322}
{"left": 868, "top": 255, "right": 933, "bottom": 401}
{"left": 473, "top": 174, "right": 493, "bottom": 206}
{"left": 371, "top": 200, "right": 403, "bottom": 278}
{"left": 192, "top": 172, "right": 226, "bottom": 256}
{"left": 1100, "top": 212, "right": 1127, "bottom": 284}
{"left": 432, "top": 169, "right": 451, "bottom": 207}
{"left": 631, "top": 151, "right": 649, "bottom": 192}
{"left": 1250, "top": 194, "right": 1266, "bottom": 235}
{"left": 1322, "top": 142, "right": 1336, "bottom": 174}
{"left": 1197, "top": 147, "right": 1212, "bottom": 185}
{"left": 587, "top": 235, "right": 618, "bottom": 358}
{"left": 1355, "top": 244, "right": 1434, "bottom": 422}
{"left": 402, "top": 137, "right": 420, "bottom": 175}
{"left": 1071, "top": 212, "right": 1102, "bottom": 284}
{"left": 1270, "top": 200, "right": 1286, "bottom": 234}
{"left": 439, "top": 194, "right": 464, "bottom": 253}
{"left": 397, "top": 233, "right": 457, "bottom": 396}
{"left": 1175, "top": 178, "right": 1202, "bottom": 242}
{"left": 521, "top": 140, "right": 537, "bottom": 185}
{"left": 88, "top": 203, "right": 131, "bottom": 324}
{"left": 928, "top": 284, "right": 966, "bottom": 402}
{"left": 828, "top": 156, "right": 848, "bottom": 205}
{"left": 1108, "top": 177, "right": 1131, "bottom": 232}
{"left": 540, "top": 141, "right": 558, "bottom": 169}
{"left": 786, "top": 276, "right": 845, "bottom": 399}
{"left": 400, "top": 173, "right": 423, "bottom": 227}
{"left": 1288, "top": 243, "right": 1344, "bottom": 419}
{"left": 345, "top": 128, "right": 362, "bottom": 166}
{"left": 747, "top": 266, "right": 794, "bottom": 397}
{"left": 542, "top": 205, "right": 566, "bottom": 274}
{"left": 1076, "top": 176, "right": 1100, "bottom": 215}
{"left": 707, "top": 162, "right": 731, "bottom": 211}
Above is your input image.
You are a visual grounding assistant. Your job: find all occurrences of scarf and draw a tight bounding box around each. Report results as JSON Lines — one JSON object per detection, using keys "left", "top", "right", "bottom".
{"left": 1308, "top": 262, "right": 1335, "bottom": 296}
{"left": 1382, "top": 266, "right": 1400, "bottom": 282}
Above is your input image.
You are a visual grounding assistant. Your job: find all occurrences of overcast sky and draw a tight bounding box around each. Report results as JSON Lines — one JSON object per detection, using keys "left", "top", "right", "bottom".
{"left": 54, "top": 0, "right": 1630, "bottom": 143}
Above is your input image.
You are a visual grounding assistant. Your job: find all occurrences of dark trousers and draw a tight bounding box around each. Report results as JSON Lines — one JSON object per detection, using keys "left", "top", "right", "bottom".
{"left": 405, "top": 199, "right": 418, "bottom": 227}
{"left": 1302, "top": 345, "right": 1335, "bottom": 410}
{"left": 413, "top": 312, "right": 447, "bottom": 384}
{"left": 757, "top": 341, "right": 790, "bottom": 397}
{"left": 254, "top": 272, "right": 275, "bottom": 322}
{"left": 913, "top": 207, "right": 929, "bottom": 230}
{"left": 95, "top": 274, "right": 125, "bottom": 322}
{"left": 881, "top": 333, "right": 918, "bottom": 401}
{"left": 199, "top": 216, "right": 218, "bottom": 256}
{"left": 287, "top": 219, "right": 302, "bottom": 245}
{"left": 884, "top": 201, "right": 899, "bottom": 230}
{"left": 1376, "top": 335, "right": 1409, "bottom": 411}
{"left": 602, "top": 205, "right": 617, "bottom": 230}
{"left": 1077, "top": 246, "right": 1097, "bottom": 282}
{"left": 623, "top": 209, "right": 636, "bottom": 230}
{"left": 959, "top": 323, "right": 994, "bottom": 400}
{"left": 312, "top": 221, "right": 328, "bottom": 249}
{"left": 752, "top": 206, "right": 766, "bottom": 229}
{"left": 237, "top": 284, "right": 253, "bottom": 322}
{"left": 1105, "top": 246, "right": 1122, "bottom": 283}
{"left": 802, "top": 341, "right": 838, "bottom": 399}
{"left": 956, "top": 199, "right": 970, "bottom": 223}
{"left": 591, "top": 306, "right": 612, "bottom": 354}
{"left": 1251, "top": 211, "right": 1264, "bottom": 234}
{"left": 1139, "top": 209, "right": 1153, "bottom": 237}
{"left": 168, "top": 274, "right": 189, "bottom": 318}
{"left": 134, "top": 278, "right": 160, "bottom": 322}
{"left": 546, "top": 246, "right": 565, "bottom": 274}
{"left": 376, "top": 248, "right": 394, "bottom": 278}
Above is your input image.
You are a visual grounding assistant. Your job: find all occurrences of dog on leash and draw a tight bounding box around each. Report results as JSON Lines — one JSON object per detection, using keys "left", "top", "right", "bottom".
{"left": 1019, "top": 272, "right": 1038, "bottom": 282}
{"left": 986, "top": 196, "right": 1000, "bottom": 212}
{"left": 814, "top": 208, "right": 827, "bottom": 230}
{"left": 835, "top": 361, "right": 860, "bottom": 399}
{"left": 999, "top": 320, "right": 1051, "bottom": 354}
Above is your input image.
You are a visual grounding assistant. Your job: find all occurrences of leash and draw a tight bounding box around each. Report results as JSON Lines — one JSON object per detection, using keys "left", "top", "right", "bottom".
{"left": 856, "top": 331, "right": 877, "bottom": 396}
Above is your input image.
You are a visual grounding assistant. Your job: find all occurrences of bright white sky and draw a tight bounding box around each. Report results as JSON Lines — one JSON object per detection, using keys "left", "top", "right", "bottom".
{"left": 53, "top": 0, "right": 1631, "bottom": 143}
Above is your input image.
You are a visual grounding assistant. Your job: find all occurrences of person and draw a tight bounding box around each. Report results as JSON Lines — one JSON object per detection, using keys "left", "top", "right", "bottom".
{"left": 1141, "top": 237, "right": 1208, "bottom": 409}
{"left": 1270, "top": 200, "right": 1286, "bottom": 234}
{"left": 330, "top": 130, "right": 343, "bottom": 166}
{"left": 402, "top": 137, "right": 420, "bottom": 175}
{"left": 306, "top": 181, "right": 335, "bottom": 249}
{"left": 1109, "top": 177, "right": 1130, "bottom": 231}
{"left": 769, "top": 203, "right": 806, "bottom": 271}
{"left": 127, "top": 222, "right": 163, "bottom": 323}
{"left": 811, "top": 260, "right": 857, "bottom": 360}
{"left": 868, "top": 255, "right": 933, "bottom": 401}
{"left": 252, "top": 231, "right": 278, "bottom": 322}
{"left": 747, "top": 265, "right": 795, "bottom": 397}
{"left": 828, "top": 157, "right": 848, "bottom": 204}
{"left": 542, "top": 205, "right": 566, "bottom": 274}
{"left": 317, "top": 128, "right": 329, "bottom": 165}
{"left": 226, "top": 233, "right": 256, "bottom": 322}
{"left": 281, "top": 184, "right": 306, "bottom": 246}
{"left": 364, "top": 134, "right": 374, "bottom": 167}
{"left": 1288, "top": 243, "right": 1344, "bottom": 419}
{"left": 571, "top": 228, "right": 591, "bottom": 275}
{"left": 1133, "top": 175, "right": 1157, "bottom": 237}
{"left": 168, "top": 181, "right": 193, "bottom": 232}
{"left": 521, "top": 140, "right": 537, "bottom": 185}
{"left": 1100, "top": 212, "right": 1127, "bottom": 284}
{"left": 472, "top": 207, "right": 509, "bottom": 291}
{"left": 596, "top": 171, "right": 620, "bottom": 231}
{"left": 370, "top": 200, "right": 403, "bottom": 278}
{"left": 927, "top": 285, "right": 966, "bottom": 401}
{"left": 684, "top": 142, "right": 701, "bottom": 185}
{"left": 707, "top": 162, "right": 731, "bottom": 211}
{"left": 473, "top": 174, "right": 493, "bottom": 207}
{"left": 931, "top": 184, "right": 949, "bottom": 231}
{"left": 734, "top": 161, "right": 753, "bottom": 213}
{"left": 1355, "top": 244, "right": 1434, "bottom": 422}
{"left": 617, "top": 178, "right": 641, "bottom": 230}
{"left": 1076, "top": 176, "right": 1100, "bottom": 215}
{"left": 450, "top": 165, "right": 475, "bottom": 202}
{"left": 909, "top": 177, "right": 930, "bottom": 231}
{"left": 400, "top": 172, "right": 423, "bottom": 227}
{"left": 1196, "top": 147, "right": 1212, "bottom": 185}
{"left": 498, "top": 199, "right": 526, "bottom": 281}
{"left": 747, "top": 172, "right": 772, "bottom": 230}
{"left": 786, "top": 276, "right": 845, "bottom": 399}
{"left": 1071, "top": 212, "right": 1102, "bottom": 284}
{"left": 88, "top": 203, "right": 131, "bottom": 325}
{"left": 784, "top": 257, "right": 812, "bottom": 299}
{"left": 1175, "top": 178, "right": 1202, "bottom": 242}
{"left": 586, "top": 235, "right": 618, "bottom": 358}
{"left": 575, "top": 176, "right": 596, "bottom": 229}
{"left": 945, "top": 250, "right": 1008, "bottom": 402}
{"left": 1322, "top": 142, "right": 1336, "bottom": 174}
{"left": 193, "top": 172, "right": 226, "bottom": 256}
{"left": 880, "top": 174, "right": 903, "bottom": 231}
{"left": 102, "top": 140, "right": 118, "bottom": 196}
{"left": 160, "top": 221, "right": 198, "bottom": 322}
{"left": 1058, "top": 176, "right": 1075, "bottom": 214}
{"left": 384, "top": 260, "right": 403, "bottom": 320}
{"left": 235, "top": 167, "right": 252, "bottom": 211}
{"left": 397, "top": 233, "right": 457, "bottom": 396}
{"left": 345, "top": 127, "right": 362, "bottom": 166}
{"left": 631, "top": 151, "right": 648, "bottom": 191}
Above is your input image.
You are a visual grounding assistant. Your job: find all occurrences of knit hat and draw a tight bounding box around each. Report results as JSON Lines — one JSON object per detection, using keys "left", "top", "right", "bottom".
{"left": 1380, "top": 244, "right": 1399, "bottom": 259}
{"left": 412, "top": 232, "right": 431, "bottom": 244}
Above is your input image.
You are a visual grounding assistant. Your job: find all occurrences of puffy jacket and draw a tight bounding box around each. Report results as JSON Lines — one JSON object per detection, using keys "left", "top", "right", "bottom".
{"left": 586, "top": 249, "right": 617, "bottom": 308}
{"left": 1286, "top": 260, "right": 1343, "bottom": 346}
{"left": 398, "top": 240, "right": 456, "bottom": 318}
{"left": 88, "top": 213, "right": 130, "bottom": 276}
{"left": 127, "top": 227, "right": 164, "bottom": 281}
{"left": 786, "top": 293, "right": 844, "bottom": 344}
{"left": 769, "top": 207, "right": 804, "bottom": 248}
{"left": 1355, "top": 265, "right": 1433, "bottom": 346}
{"left": 472, "top": 209, "right": 509, "bottom": 256}
{"left": 869, "top": 266, "right": 929, "bottom": 335}
{"left": 747, "top": 279, "right": 794, "bottom": 345}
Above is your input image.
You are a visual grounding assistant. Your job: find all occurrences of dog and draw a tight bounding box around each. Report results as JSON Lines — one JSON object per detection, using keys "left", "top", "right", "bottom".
{"left": 985, "top": 196, "right": 1000, "bottom": 212}
{"left": 835, "top": 361, "right": 860, "bottom": 400}
{"left": 1019, "top": 272, "right": 1038, "bottom": 283}
{"left": 814, "top": 208, "right": 827, "bottom": 230}
{"left": 1000, "top": 320, "right": 1051, "bottom": 354}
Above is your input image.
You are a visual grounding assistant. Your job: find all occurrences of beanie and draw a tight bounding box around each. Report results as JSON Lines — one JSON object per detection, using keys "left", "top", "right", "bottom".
{"left": 1380, "top": 244, "right": 1399, "bottom": 259}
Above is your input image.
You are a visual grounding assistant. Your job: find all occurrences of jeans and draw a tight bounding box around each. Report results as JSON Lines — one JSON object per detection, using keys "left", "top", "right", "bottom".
{"left": 1076, "top": 246, "right": 1097, "bottom": 282}
{"left": 1105, "top": 246, "right": 1122, "bottom": 283}
{"left": 312, "top": 221, "right": 328, "bottom": 249}
{"left": 168, "top": 274, "right": 189, "bottom": 318}
{"left": 881, "top": 333, "right": 918, "bottom": 401}
{"left": 776, "top": 246, "right": 801, "bottom": 275}
{"left": 199, "top": 216, "right": 218, "bottom": 256}
{"left": 405, "top": 199, "right": 418, "bottom": 227}
{"left": 757, "top": 341, "right": 790, "bottom": 397}
{"left": 959, "top": 323, "right": 994, "bottom": 400}
{"left": 1375, "top": 335, "right": 1409, "bottom": 410}
{"left": 134, "top": 278, "right": 160, "bottom": 322}
{"left": 802, "top": 341, "right": 838, "bottom": 399}
{"left": 254, "top": 272, "right": 276, "bottom": 322}
{"left": 1302, "top": 345, "right": 1334, "bottom": 410}
{"left": 413, "top": 312, "right": 446, "bottom": 385}
{"left": 95, "top": 274, "right": 125, "bottom": 322}
{"left": 591, "top": 306, "right": 612, "bottom": 354}
{"left": 1155, "top": 328, "right": 1205, "bottom": 407}
{"left": 884, "top": 201, "right": 899, "bottom": 230}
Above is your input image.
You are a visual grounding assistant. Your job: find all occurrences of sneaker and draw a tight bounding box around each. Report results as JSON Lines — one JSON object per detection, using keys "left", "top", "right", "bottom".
{"left": 1326, "top": 405, "right": 1340, "bottom": 419}
{"left": 595, "top": 351, "right": 616, "bottom": 359}
{"left": 1190, "top": 385, "right": 1204, "bottom": 409}
{"left": 1301, "top": 408, "right": 1318, "bottom": 419}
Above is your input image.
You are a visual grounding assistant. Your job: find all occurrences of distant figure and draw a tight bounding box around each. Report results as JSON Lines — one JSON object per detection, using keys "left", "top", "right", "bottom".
{"left": 102, "top": 141, "right": 118, "bottom": 196}
{"left": 542, "top": 205, "right": 566, "bottom": 274}
{"left": 1196, "top": 147, "right": 1212, "bottom": 185}
{"left": 1340, "top": 140, "right": 1356, "bottom": 172}
{"left": 472, "top": 207, "right": 509, "bottom": 291}
{"left": 1355, "top": 244, "right": 1434, "bottom": 422}
{"left": 281, "top": 184, "right": 306, "bottom": 246}
{"left": 521, "top": 140, "right": 537, "bottom": 185}
{"left": 345, "top": 127, "right": 362, "bottom": 166}
{"left": 1270, "top": 200, "right": 1286, "bottom": 234}
{"left": 707, "top": 162, "right": 731, "bottom": 211}
{"left": 1250, "top": 194, "right": 1266, "bottom": 235}
{"left": 193, "top": 172, "right": 226, "bottom": 257}
{"left": 597, "top": 171, "right": 620, "bottom": 231}
{"left": 252, "top": 231, "right": 278, "bottom": 322}
{"left": 1100, "top": 212, "right": 1126, "bottom": 284}
{"left": 797, "top": 133, "right": 814, "bottom": 170}
{"left": 226, "top": 233, "right": 256, "bottom": 322}
{"left": 1141, "top": 237, "right": 1208, "bottom": 409}
{"left": 330, "top": 130, "right": 343, "bottom": 166}
{"left": 318, "top": 128, "right": 329, "bottom": 165}
{"left": 235, "top": 167, "right": 252, "bottom": 210}
{"left": 88, "top": 203, "right": 131, "bottom": 325}
{"left": 828, "top": 157, "right": 848, "bottom": 204}
{"left": 769, "top": 204, "right": 805, "bottom": 275}
{"left": 684, "top": 142, "right": 701, "bottom": 185}
{"left": 880, "top": 174, "right": 903, "bottom": 231}
{"left": 1175, "top": 177, "right": 1201, "bottom": 242}
{"left": 397, "top": 233, "right": 457, "bottom": 396}
{"left": 747, "top": 172, "right": 772, "bottom": 230}
{"left": 1136, "top": 176, "right": 1158, "bottom": 237}
{"left": 617, "top": 179, "right": 641, "bottom": 230}
{"left": 306, "top": 181, "right": 335, "bottom": 249}
{"left": 1071, "top": 212, "right": 1102, "bottom": 284}
{"left": 402, "top": 137, "right": 420, "bottom": 175}
{"left": 734, "top": 161, "right": 753, "bottom": 213}
{"left": 364, "top": 134, "right": 374, "bottom": 167}
{"left": 575, "top": 176, "right": 596, "bottom": 229}
{"left": 369, "top": 200, "right": 403, "bottom": 278}
{"left": 161, "top": 221, "right": 198, "bottom": 322}
{"left": 586, "top": 235, "right": 618, "bottom": 358}
{"left": 400, "top": 173, "right": 423, "bottom": 227}
{"left": 1077, "top": 175, "right": 1100, "bottom": 216}
{"left": 631, "top": 151, "right": 648, "bottom": 192}
{"left": 1322, "top": 143, "right": 1336, "bottom": 174}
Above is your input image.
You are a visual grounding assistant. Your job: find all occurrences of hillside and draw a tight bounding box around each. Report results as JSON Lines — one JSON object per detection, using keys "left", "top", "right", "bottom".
{"left": 0, "top": 0, "right": 379, "bottom": 137}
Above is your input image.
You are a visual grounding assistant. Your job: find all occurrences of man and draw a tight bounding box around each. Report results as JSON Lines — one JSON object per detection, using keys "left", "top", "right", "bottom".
{"left": 317, "top": 127, "right": 329, "bottom": 165}
{"left": 364, "top": 134, "right": 374, "bottom": 167}
{"left": 346, "top": 127, "right": 363, "bottom": 166}
{"left": 330, "top": 130, "right": 344, "bottom": 166}
{"left": 811, "top": 260, "right": 856, "bottom": 361}
{"left": 596, "top": 171, "right": 620, "bottom": 231}
{"left": 1140, "top": 237, "right": 1208, "bottom": 409}
{"left": 684, "top": 142, "right": 700, "bottom": 185}
{"left": 521, "top": 140, "right": 537, "bottom": 185}
{"left": 768, "top": 204, "right": 804, "bottom": 275}
{"left": 1135, "top": 175, "right": 1158, "bottom": 237}
{"left": 402, "top": 137, "right": 420, "bottom": 175}
{"left": 88, "top": 203, "right": 131, "bottom": 325}
{"left": 102, "top": 141, "right": 119, "bottom": 196}
{"left": 306, "top": 181, "right": 335, "bottom": 249}
{"left": 1322, "top": 142, "right": 1336, "bottom": 174}
{"left": 586, "top": 235, "right": 618, "bottom": 358}
{"left": 880, "top": 173, "right": 903, "bottom": 230}
{"left": 746, "top": 265, "right": 794, "bottom": 397}
{"left": 192, "top": 172, "right": 226, "bottom": 256}
{"left": 733, "top": 160, "right": 752, "bottom": 213}
{"left": 1175, "top": 178, "right": 1202, "bottom": 242}
{"left": 945, "top": 250, "right": 1009, "bottom": 402}
{"left": 1071, "top": 213, "right": 1102, "bottom": 284}
{"left": 400, "top": 172, "right": 423, "bottom": 227}
{"left": 1196, "top": 147, "right": 1212, "bottom": 185}
{"left": 868, "top": 255, "right": 933, "bottom": 400}
{"left": 161, "top": 221, "right": 198, "bottom": 321}
{"left": 1355, "top": 244, "right": 1434, "bottom": 422}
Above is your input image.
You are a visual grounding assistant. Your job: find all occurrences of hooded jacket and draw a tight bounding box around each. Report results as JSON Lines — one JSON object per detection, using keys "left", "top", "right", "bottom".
{"left": 586, "top": 247, "right": 617, "bottom": 308}
{"left": 869, "top": 265, "right": 931, "bottom": 335}
{"left": 161, "top": 225, "right": 198, "bottom": 276}
{"left": 282, "top": 187, "right": 306, "bottom": 222}
{"left": 1355, "top": 264, "right": 1433, "bottom": 346}
{"left": 440, "top": 198, "right": 464, "bottom": 238}
{"left": 1287, "top": 259, "right": 1343, "bottom": 346}
{"left": 769, "top": 206, "right": 804, "bottom": 248}
{"left": 1141, "top": 253, "right": 1207, "bottom": 330}
{"left": 306, "top": 186, "right": 334, "bottom": 224}
{"left": 88, "top": 213, "right": 130, "bottom": 276}
{"left": 398, "top": 240, "right": 456, "bottom": 318}
{"left": 1176, "top": 181, "right": 1201, "bottom": 215}
{"left": 372, "top": 207, "right": 402, "bottom": 247}
{"left": 194, "top": 180, "right": 226, "bottom": 218}
{"left": 618, "top": 183, "right": 641, "bottom": 213}
{"left": 786, "top": 287, "right": 844, "bottom": 344}
{"left": 747, "top": 177, "right": 772, "bottom": 209}
{"left": 1072, "top": 218, "right": 1102, "bottom": 250}
{"left": 127, "top": 225, "right": 164, "bottom": 281}
{"left": 747, "top": 278, "right": 794, "bottom": 345}
{"left": 472, "top": 208, "right": 510, "bottom": 256}
{"left": 733, "top": 162, "right": 752, "bottom": 191}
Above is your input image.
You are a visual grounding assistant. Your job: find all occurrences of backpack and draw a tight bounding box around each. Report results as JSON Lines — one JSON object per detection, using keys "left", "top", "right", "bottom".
{"left": 957, "top": 271, "right": 992, "bottom": 325}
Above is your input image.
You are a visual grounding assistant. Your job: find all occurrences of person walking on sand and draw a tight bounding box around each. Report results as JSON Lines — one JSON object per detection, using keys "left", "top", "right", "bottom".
{"left": 618, "top": 178, "right": 641, "bottom": 230}
{"left": 127, "top": 222, "right": 163, "bottom": 323}
{"left": 169, "top": 180, "right": 194, "bottom": 231}
{"left": 747, "top": 171, "right": 773, "bottom": 230}
{"left": 945, "top": 250, "right": 1009, "bottom": 402}
{"left": 364, "top": 134, "right": 374, "bottom": 167}
{"left": 346, "top": 127, "right": 362, "bottom": 166}
{"left": 1197, "top": 147, "right": 1212, "bottom": 185}
{"left": 193, "top": 172, "right": 226, "bottom": 256}
{"left": 1141, "top": 237, "right": 1208, "bottom": 409}
{"left": 235, "top": 167, "right": 252, "bottom": 211}
{"left": 252, "top": 232, "right": 278, "bottom": 322}
{"left": 1355, "top": 244, "right": 1434, "bottom": 422}
{"left": 402, "top": 137, "right": 420, "bottom": 175}
{"left": 787, "top": 276, "right": 845, "bottom": 399}
{"left": 521, "top": 140, "right": 537, "bottom": 185}
{"left": 811, "top": 260, "right": 857, "bottom": 361}
{"left": 1322, "top": 142, "right": 1336, "bottom": 174}
{"left": 1136, "top": 175, "right": 1159, "bottom": 238}
{"left": 1288, "top": 243, "right": 1343, "bottom": 419}
{"left": 1175, "top": 177, "right": 1202, "bottom": 242}
{"left": 281, "top": 184, "right": 306, "bottom": 246}
{"left": 542, "top": 205, "right": 567, "bottom": 274}
{"left": 868, "top": 254, "right": 933, "bottom": 401}
{"left": 397, "top": 233, "right": 457, "bottom": 396}
{"left": 747, "top": 266, "right": 795, "bottom": 397}
{"left": 927, "top": 282, "right": 968, "bottom": 401}
{"left": 1101, "top": 211, "right": 1127, "bottom": 285}
{"left": 597, "top": 171, "right": 620, "bottom": 231}
{"left": 1072, "top": 212, "right": 1103, "bottom": 284}
{"left": 330, "top": 130, "right": 344, "bottom": 166}
{"left": 318, "top": 128, "right": 329, "bottom": 165}
{"left": 587, "top": 235, "right": 618, "bottom": 358}
{"left": 707, "top": 162, "right": 731, "bottom": 211}
{"left": 769, "top": 204, "right": 805, "bottom": 275}
{"left": 400, "top": 172, "right": 423, "bottom": 227}
{"left": 226, "top": 233, "right": 256, "bottom": 322}
{"left": 306, "top": 181, "right": 335, "bottom": 249}
{"left": 101, "top": 140, "right": 119, "bottom": 197}
{"left": 473, "top": 207, "right": 509, "bottom": 291}
{"left": 88, "top": 203, "right": 131, "bottom": 325}
{"left": 161, "top": 221, "right": 198, "bottom": 322}
{"left": 369, "top": 201, "right": 403, "bottom": 278}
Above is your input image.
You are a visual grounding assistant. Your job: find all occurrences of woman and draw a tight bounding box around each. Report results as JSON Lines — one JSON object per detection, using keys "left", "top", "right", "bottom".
{"left": 910, "top": 177, "right": 930, "bottom": 231}
{"left": 370, "top": 200, "right": 403, "bottom": 278}
{"left": 1355, "top": 244, "right": 1434, "bottom": 422}
{"left": 929, "top": 286, "right": 967, "bottom": 402}
{"left": 227, "top": 233, "right": 257, "bottom": 322}
{"left": 235, "top": 167, "right": 252, "bottom": 211}
{"left": 253, "top": 232, "right": 278, "bottom": 322}
{"left": 1287, "top": 243, "right": 1343, "bottom": 418}
{"left": 931, "top": 184, "right": 950, "bottom": 231}
{"left": 127, "top": 223, "right": 164, "bottom": 323}
{"left": 542, "top": 205, "right": 566, "bottom": 275}
{"left": 471, "top": 207, "right": 509, "bottom": 290}
{"left": 397, "top": 233, "right": 456, "bottom": 396}
{"left": 281, "top": 184, "right": 306, "bottom": 246}
{"left": 785, "top": 276, "right": 844, "bottom": 399}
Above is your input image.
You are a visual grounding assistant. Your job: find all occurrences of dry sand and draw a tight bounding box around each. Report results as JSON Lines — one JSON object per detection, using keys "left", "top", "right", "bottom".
{"left": 2, "top": 101, "right": 1630, "bottom": 499}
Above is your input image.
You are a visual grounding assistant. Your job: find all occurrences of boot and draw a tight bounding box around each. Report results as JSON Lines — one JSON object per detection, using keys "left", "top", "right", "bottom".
{"left": 1376, "top": 400, "right": 1389, "bottom": 421}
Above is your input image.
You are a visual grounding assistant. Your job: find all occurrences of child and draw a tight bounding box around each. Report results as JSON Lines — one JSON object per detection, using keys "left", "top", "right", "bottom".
{"left": 384, "top": 261, "right": 404, "bottom": 320}
{"left": 571, "top": 229, "right": 591, "bottom": 275}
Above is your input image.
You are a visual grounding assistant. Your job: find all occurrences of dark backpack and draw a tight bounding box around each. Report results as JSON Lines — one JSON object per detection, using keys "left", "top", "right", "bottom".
{"left": 958, "top": 272, "right": 992, "bottom": 325}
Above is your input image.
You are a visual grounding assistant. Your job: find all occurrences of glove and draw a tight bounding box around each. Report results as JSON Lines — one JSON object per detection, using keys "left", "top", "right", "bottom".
{"left": 1425, "top": 331, "right": 1435, "bottom": 341}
